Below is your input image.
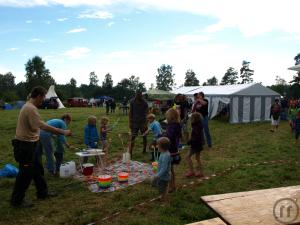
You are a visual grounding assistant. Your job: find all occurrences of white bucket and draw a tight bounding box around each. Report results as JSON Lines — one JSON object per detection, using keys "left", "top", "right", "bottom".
{"left": 67, "top": 161, "right": 76, "bottom": 175}
{"left": 60, "top": 163, "right": 71, "bottom": 178}
{"left": 122, "top": 152, "right": 131, "bottom": 163}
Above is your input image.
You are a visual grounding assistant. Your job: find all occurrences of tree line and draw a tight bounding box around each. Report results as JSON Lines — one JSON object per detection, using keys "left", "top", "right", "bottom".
{"left": 1, "top": 55, "right": 300, "bottom": 102}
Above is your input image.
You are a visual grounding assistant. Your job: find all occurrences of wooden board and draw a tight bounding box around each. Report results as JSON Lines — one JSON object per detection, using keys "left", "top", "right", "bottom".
{"left": 186, "top": 217, "right": 226, "bottom": 225}
{"left": 201, "top": 185, "right": 300, "bottom": 225}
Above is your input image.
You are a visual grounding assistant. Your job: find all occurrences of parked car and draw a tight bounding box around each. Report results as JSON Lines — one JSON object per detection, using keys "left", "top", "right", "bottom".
{"left": 40, "top": 97, "right": 59, "bottom": 109}
{"left": 67, "top": 97, "right": 89, "bottom": 107}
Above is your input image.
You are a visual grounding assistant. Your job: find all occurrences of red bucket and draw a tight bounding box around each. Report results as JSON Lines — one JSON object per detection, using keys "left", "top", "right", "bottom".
{"left": 82, "top": 163, "right": 94, "bottom": 176}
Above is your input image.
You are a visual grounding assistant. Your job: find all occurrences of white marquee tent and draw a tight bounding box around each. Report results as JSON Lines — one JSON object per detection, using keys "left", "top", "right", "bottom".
{"left": 46, "top": 85, "right": 65, "bottom": 109}
{"left": 173, "top": 83, "right": 280, "bottom": 124}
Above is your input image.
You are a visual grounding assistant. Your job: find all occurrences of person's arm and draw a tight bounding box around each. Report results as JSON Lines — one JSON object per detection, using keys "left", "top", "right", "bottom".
{"left": 198, "top": 98, "right": 207, "bottom": 105}
{"left": 142, "top": 128, "right": 150, "bottom": 136}
{"left": 40, "top": 122, "right": 71, "bottom": 136}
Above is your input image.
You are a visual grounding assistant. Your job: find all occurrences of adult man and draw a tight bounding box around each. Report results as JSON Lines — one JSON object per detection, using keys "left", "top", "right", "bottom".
{"left": 174, "top": 94, "right": 190, "bottom": 142}
{"left": 192, "top": 92, "right": 212, "bottom": 148}
{"left": 11, "top": 86, "right": 71, "bottom": 208}
{"left": 129, "top": 91, "right": 149, "bottom": 157}
{"left": 270, "top": 99, "right": 281, "bottom": 132}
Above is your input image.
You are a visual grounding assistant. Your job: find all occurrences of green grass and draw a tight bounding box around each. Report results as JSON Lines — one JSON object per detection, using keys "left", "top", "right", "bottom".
{"left": 0, "top": 108, "right": 299, "bottom": 225}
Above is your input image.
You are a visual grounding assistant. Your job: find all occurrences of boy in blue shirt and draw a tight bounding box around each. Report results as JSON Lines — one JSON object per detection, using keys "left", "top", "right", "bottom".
{"left": 151, "top": 137, "right": 171, "bottom": 201}
{"left": 39, "top": 114, "right": 73, "bottom": 175}
{"left": 143, "top": 114, "right": 162, "bottom": 161}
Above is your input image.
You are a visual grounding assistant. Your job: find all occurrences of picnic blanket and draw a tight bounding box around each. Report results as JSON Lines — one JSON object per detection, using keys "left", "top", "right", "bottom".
{"left": 76, "top": 160, "right": 155, "bottom": 193}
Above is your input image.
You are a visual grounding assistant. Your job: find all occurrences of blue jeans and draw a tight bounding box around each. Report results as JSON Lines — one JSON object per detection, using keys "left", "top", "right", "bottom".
{"left": 202, "top": 116, "right": 212, "bottom": 147}
{"left": 39, "top": 130, "right": 55, "bottom": 173}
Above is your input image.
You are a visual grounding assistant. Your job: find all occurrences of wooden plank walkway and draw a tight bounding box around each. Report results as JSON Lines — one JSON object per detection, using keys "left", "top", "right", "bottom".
{"left": 201, "top": 185, "right": 300, "bottom": 225}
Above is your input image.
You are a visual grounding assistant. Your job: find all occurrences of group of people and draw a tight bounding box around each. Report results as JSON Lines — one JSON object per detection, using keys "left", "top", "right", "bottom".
{"left": 128, "top": 91, "right": 212, "bottom": 200}
{"left": 270, "top": 98, "right": 300, "bottom": 142}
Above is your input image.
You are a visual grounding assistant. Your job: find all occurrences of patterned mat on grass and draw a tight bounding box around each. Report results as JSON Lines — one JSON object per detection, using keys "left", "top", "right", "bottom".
{"left": 76, "top": 160, "right": 155, "bottom": 193}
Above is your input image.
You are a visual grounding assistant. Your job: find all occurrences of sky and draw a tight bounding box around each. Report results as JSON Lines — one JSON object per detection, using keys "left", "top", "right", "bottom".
{"left": 0, "top": 0, "right": 299, "bottom": 88}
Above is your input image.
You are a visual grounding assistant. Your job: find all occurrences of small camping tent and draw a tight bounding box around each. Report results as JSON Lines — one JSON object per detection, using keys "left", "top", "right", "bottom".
{"left": 173, "top": 83, "right": 280, "bottom": 124}
{"left": 46, "top": 85, "right": 65, "bottom": 109}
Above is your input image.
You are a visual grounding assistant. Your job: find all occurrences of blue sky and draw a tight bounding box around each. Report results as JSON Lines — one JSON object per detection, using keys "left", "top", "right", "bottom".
{"left": 0, "top": 0, "right": 299, "bottom": 87}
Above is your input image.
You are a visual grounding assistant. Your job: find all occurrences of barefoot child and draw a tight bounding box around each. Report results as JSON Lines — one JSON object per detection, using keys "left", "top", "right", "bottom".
{"left": 165, "top": 108, "right": 182, "bottom": 193}
{"left": 151, "top": 137, "right": 171, "bottom": 201}
{"left": 185, "top": 112, "right": 205, "bottom": 178}
{"left": 100, "top": 117, "right": 112, "bottom": 164}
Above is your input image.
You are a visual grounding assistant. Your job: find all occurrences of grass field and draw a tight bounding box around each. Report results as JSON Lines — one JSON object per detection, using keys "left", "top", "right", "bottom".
{"left": 0, "top": 107, "right": 299, "bottom": 225}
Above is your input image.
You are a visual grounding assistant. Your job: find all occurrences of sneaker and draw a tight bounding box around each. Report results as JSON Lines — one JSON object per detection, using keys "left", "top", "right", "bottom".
{"left": 195, "top": 172, "right": 205, "bottom": 178}
{"left": 12, "top": 200, "right": 34, "bottom": 208}
{"left": 185, "top": 171, "right": 195, "bottom": 178}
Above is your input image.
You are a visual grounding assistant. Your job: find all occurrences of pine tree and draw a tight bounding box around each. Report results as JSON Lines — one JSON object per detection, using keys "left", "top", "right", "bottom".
{"left": 156, "top": 64, "right": 175, "bottom": 91}
{"left": 184, "top": 69, "right": 199, "bottom": 86}
{"left": 220, "top": 67, "right": 238, "bottom": 85}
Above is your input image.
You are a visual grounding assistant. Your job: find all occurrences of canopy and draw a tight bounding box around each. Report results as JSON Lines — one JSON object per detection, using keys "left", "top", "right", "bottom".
{"left": 143, "top": 89, "right": 175, "bottom": 100}
{"left": 173, "top": 83, "right": 280, "bottom": 123}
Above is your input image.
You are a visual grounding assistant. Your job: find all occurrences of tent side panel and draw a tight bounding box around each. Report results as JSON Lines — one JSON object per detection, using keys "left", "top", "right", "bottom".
{"left": 260, "top": 97, "right": 266, "bottom": 121}
{"left": 254, "top": 97, "right": 261, "bottom": 122}
{"left": 265, "top": 97, "right": 271, "bottom": 120}
{"left": 231, "top": 97, "right": 239, "bottom": 123}
{"left": 250, "top": 97, "right": 255, "bottom": 122}
{"left": 238, "top": 97, "right": 244, "bottom": 123}
{"left": 242, "top": 97, "right": 250, "bottom": 122}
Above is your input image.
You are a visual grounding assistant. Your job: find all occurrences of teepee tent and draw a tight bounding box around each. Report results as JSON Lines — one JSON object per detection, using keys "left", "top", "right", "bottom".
{"left": 173, "top": 83, "right": 280, "bottom": 124}
{"left": 46, "top": 85, "right": 65, "bottom": 109}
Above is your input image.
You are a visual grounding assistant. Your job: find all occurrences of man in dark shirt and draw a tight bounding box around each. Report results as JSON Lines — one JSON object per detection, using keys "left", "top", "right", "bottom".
{"left": 192, "top": 92, "right": 212, "bottom": 148}
{"left": 129, "top": 91, "right": 149, "bottom": 157}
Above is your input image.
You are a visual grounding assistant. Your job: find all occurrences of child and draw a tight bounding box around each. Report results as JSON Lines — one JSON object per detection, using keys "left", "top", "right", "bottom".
{"left": 185, "top": 112, "right": 205, "bottom": 178}
{"left": 288, "top": 103, "right": 298, "bottom": 131}
{"left": 99, "top": 117, "right": 112, "bottom": 160}
{"left": 151, "top": 137, "right": 171, "bottom": 201}
{"left": 84, "top": 116, "right": 99, "bottom": 149}
{"left": 165, "top": 108, "right": 182, "bottom": 193}
{"left": 143, "top": 114, "right": 162, "bottom": 160}
{"left": 295, "top": 110, "right": 300, "bottom": 143}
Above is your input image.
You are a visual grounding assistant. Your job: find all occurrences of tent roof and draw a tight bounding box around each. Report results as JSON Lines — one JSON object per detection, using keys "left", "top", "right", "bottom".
{"left": 143, "top": 89, "right": 175, "bottom": 100}
{"left": 288, "top": 64, "right": 300, "bottom": 72}
{"left": 173, "top": 83, "right": 280, "bottom": 96}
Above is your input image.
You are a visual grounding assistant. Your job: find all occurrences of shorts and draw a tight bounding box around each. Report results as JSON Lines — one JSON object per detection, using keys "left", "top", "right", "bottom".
{"left": 131, "top": 124, "right": 147, "bottom": 137}
{"left": 171, "top": 153, "right": 181, "bottom": 165}
{"left": 152, "top": 178, "right": 169, "bottom": 194}
{"left": 271, "top": 116, "right": 280, "bottom": 126}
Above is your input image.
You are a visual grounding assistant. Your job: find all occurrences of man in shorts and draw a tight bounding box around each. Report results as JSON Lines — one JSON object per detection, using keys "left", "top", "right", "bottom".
{"left": 129, "top": 91, "right": 149, "bottom": 158}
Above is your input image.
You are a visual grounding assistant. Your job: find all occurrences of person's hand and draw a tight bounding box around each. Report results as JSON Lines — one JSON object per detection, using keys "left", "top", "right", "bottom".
{"left": 68, "top": 145, "right": 76, "bottom": 149}
{"left": 64, "top": 130, "right": 72, "bottom": 136}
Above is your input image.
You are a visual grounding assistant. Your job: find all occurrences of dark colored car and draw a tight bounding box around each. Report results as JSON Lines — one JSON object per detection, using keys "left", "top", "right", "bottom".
{"left": 40, "top": 97, "right": 59, "bottom": 109}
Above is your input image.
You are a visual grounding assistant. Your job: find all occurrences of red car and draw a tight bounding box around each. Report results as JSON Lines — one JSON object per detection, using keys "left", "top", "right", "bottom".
{"left": 67, "top": 97, "right": 89, "bottom": 107}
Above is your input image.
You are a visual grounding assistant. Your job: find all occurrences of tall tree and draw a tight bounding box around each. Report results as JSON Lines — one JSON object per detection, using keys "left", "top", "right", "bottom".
{"left": 184, "top": 69, "right": 199, "bottom": 86}
{"left": 89, "top": 71, "right": 99, "bottom": 86}
{"left": 0, "top": 72, "right": 17, "bottom": 101}
{"left": 290, "top": 54, "right": 300, "bottom": 84}
{"left": 102, "top": 73, "right": 113, "bottom": 89}
{"left": 25, "top": 56, "right": 55, "bottom": 91}
{"left": 203, "top": 76, "right": 218, "bottom": 86}
{"left": 220, "top": 67, "right": 238, "bottom": 85}
{"left": 128, "top": 75, "right": 146, "bottom": 92}
{"left": 239, "top": 61, "right": 254, "bottom": 84}
{"left": 156, "top": 64, "right": 175, "bottom": 91}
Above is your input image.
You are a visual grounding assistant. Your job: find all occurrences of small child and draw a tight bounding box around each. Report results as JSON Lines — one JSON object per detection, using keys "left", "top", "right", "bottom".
{"left": 166, "top": 108, "right": 182, "bottom": 193}
{"left": 295, "top": 110, "right": 300, "bottom": 143}
{"left": 151, "top": 137, "right": 171, "bottom": 201}
{"left": 143, "top": 114, "right": 162, "bottom": 161}
{"left": 185, "top": 112, "right": 204, "bottom": 178}
{"left": 99, "top": 117, "right": 112, "bottom": 158}
{"left": 84, "top": 116, "right": 99, "bottom": 149}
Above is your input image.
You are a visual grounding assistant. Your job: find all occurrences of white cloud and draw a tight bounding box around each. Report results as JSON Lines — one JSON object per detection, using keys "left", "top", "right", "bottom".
{"left": 6, "top": 47, "right": 19, "bottom": 51}
{"left": 62, "top": 47, "right": 91, "bottom": 59}
{"left": 78, "top": 10, "right": 113, "bottom": 19}
{"left": 57, "top": 18, "right": 68, "bottom": 22}
{"left": 26, "top": 20, "right": 32, "bottom": 23}
{"left": 107, "top": 22, "right": 115, "bottom": 27}
{"left": 66, "top": 28, "right": 87, "bottom": 34}
{"left": 28, "top": 38, "right": 44, "bottom": 43}
{"left": 44, "top": 20, "right": 51, "bottom": 25}
{"left": 3, "top": 0, "right": 300, "bottom": 37}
